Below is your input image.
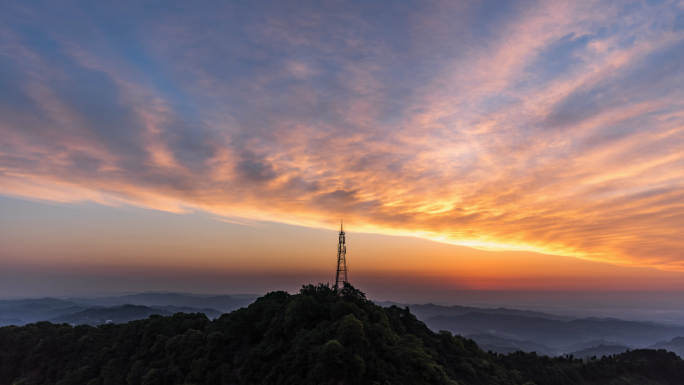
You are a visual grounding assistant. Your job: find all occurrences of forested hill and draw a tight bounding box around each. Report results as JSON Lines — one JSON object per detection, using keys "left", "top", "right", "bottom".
{"left": 1, "top": 284, "right": 683, "bottom": 385}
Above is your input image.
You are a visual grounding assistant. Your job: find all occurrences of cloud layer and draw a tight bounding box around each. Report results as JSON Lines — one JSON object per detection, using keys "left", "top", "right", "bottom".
{"left": 1, "top": 0, "right": 684, "bottom": 270}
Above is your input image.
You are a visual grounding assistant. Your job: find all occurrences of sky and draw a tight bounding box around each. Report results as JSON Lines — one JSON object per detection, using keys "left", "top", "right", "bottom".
{"left": 1, "top": 1, "right": 684, "bottom": 305}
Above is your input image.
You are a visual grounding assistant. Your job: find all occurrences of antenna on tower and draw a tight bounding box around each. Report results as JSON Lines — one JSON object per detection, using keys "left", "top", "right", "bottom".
{"left": 334, "top": 220, "right": 348, "bottom": 291}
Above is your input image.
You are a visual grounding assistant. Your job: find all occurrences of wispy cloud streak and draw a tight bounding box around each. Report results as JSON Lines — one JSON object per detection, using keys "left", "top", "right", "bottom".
{"left": 1, "top": 0, "right": 684, "bottom": 270}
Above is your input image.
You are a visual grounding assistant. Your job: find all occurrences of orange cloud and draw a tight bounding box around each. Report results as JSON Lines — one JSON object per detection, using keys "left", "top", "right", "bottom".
{"left": 1, "top": 0, "right": 684, "bottom": 273}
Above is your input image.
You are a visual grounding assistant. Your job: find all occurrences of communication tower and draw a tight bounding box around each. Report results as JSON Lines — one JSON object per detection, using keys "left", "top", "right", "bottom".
{"left": 334, "top": 221, "right": 348, "bottom": 290}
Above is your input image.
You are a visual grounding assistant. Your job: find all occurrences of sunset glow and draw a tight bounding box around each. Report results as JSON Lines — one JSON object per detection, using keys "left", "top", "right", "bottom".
{"left": 2, "top": 1, "right": 684, "bottom": 299}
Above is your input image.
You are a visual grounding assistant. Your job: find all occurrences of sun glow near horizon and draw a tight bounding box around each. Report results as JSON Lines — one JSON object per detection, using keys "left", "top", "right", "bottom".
{"left": 1, "top": 0, "right": 684, "bottom": 292}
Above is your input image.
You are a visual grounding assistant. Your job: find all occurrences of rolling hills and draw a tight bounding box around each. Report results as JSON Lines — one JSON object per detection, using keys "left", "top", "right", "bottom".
{"left": 424, "top": 312, "right": 684, "bottom": 348}
{"left": 0, "top": 292, "right": 254, "bottom": 326}
{"left": 1, "top": 283, "right": 683, "bottom": 385}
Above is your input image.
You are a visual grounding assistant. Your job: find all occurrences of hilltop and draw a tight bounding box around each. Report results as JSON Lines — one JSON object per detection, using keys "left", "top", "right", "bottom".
{"left": 0, "top": 283, "right": 683, "bottom": 385}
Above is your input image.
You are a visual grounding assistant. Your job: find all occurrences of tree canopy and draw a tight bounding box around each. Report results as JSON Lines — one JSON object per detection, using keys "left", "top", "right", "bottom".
{"left": 1, "top": 283, "right": 682, "bottom": 385}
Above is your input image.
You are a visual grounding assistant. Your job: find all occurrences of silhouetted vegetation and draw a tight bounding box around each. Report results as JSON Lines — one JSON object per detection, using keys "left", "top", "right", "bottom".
{"left": 1, "top": 283, "right": 682, "bottom": 385}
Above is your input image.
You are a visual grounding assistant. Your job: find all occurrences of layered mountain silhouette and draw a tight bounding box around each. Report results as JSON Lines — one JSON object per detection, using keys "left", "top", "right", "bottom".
{"left": 375, "top": 301, "right": 574, "bottom": 321}
{"left": 424, "top": 313, "right": 684, "bottom": 348}
{"left": 566, "top": 344, "right": 632, "bottom": 360}
{"left": 0, "top": 318, "right": 23, "bottom": 328}
{"left": 70, "top": 292, "right": 257, "bottom": 312}
{"left": 563, "top": 339, "right": 635, "bottom": 353}
{"left": 466, "top": 333, "right": 559, "bottom": 357}
{"left": 0, "top": 298, "right": 90, "bottom": 324}
{"left": 0, "top": 292, "right": 256, "bottom": 326}
{"left": 648, "top": 337, "right": 684, "bottom": 358}
{"left": 49, "top": 305, "right": 174, "bottom": 327}
{"left": 49, "top": 305, "right": 226, "bottom": 326}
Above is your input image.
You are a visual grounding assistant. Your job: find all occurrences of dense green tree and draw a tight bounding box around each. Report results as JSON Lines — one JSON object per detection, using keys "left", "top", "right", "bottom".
{"left": 1, "top": 283, "right": 683, "bottom": 385}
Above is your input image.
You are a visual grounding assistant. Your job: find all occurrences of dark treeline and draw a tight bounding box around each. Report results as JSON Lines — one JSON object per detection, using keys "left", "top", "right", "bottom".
{"left": 0, "top": 283, "right": 682, "bottom": 385}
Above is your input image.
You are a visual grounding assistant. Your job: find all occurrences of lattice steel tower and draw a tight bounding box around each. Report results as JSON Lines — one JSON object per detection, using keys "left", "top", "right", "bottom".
{"left": 334, "top": 221, "right": 348, "bottom": 290}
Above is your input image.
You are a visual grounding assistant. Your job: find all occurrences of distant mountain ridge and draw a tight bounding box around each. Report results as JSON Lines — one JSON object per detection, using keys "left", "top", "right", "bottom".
{"left": 466, "top": 333, "right": 559, "bottom": 357}
{"left": 50, "top": 305, "right": 174, "bottom": 326}
{"left": 563, "top": 339, "right": 636, "bottom": 353}
{"left": 426, "top": 312, "right": 684, "bottom": 349}
{"left": 375, "top": 301, "right": 575, "bottom": 321}
{"left": 69, "top": 292, "right": 257, "bottom": 312}
{"left": 0, "top": 318, "right": 24, "bottom": 327}
{"left": 465, "top": 335, "right": 639, "bottom": 358}
{"left": 375, "top": 302, "right": 684, "bottom": 359}
{"left": 0, "top": 297, "right": 81, "bottom": 309}
{"left": 567, "top": 344, "right": 632, "bottom": 359}
{"left": 0, "top": 298, "right": 93, "bottom": 325}
{"left": 147, "top": 305, "right": 223, "bottom": 320}
{"left": 119, "top": 291, "right": 260, "bottom": 299}
{"left": 0, "top": 292, "right": 258, "bottom": 326}
{"left": 648, "top": 337, "right": 684, "bottom": 358}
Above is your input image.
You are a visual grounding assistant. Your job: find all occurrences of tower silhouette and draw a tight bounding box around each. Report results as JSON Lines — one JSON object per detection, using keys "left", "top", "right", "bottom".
{"left": 334, "top": 221, "right": 348, "bottom": 290}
